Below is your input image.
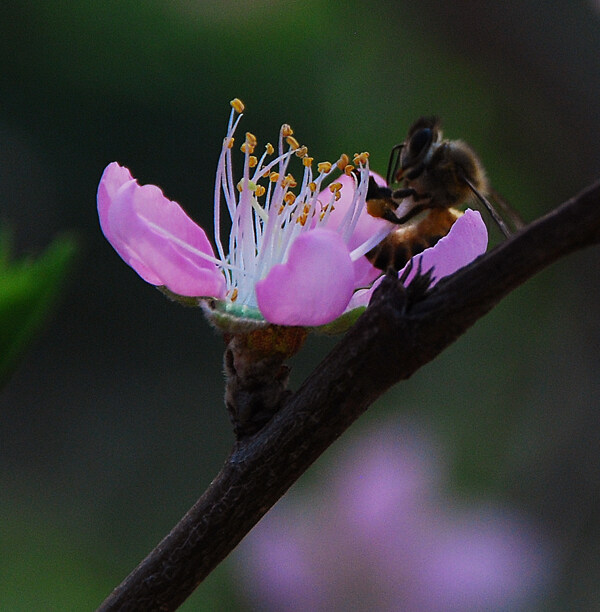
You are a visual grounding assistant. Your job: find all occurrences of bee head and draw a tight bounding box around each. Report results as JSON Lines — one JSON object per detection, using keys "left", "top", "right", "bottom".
{"left": 396, "top": 116, "right": 442, "bottom": 182}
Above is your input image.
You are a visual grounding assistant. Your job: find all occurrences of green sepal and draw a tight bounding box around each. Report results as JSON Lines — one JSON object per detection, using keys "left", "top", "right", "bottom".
{"left": 158, "top": 287, "right": 367, "bottom": 336}
{"left": 311, "top": 305, "right": 366, "bottom": 335}
{"left": 200, "top": 298, "right": 268, "bottom": 334}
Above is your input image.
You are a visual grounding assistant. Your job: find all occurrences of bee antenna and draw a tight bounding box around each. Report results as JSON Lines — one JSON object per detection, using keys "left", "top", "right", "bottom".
{"left": 461, "top": 174, "right": 512, "bottom": 238}
{"left": 386, "top": 143, "right": 404, "bottom": 186}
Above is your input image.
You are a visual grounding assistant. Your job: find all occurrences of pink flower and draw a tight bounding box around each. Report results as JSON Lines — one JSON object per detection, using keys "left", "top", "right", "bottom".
{"left": 235, "top": 422, "right": 557, "bottom": 612}
{"left": 98, "top": 100, "right": 488, "bottom": 329}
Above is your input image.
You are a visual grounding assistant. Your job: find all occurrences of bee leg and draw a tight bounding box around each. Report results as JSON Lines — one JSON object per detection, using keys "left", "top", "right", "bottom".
{"left": 380, "top": 208, "right": 410, "bottom": 225}
{"left": 366, "top": 176, "right": 392, "bottom": 200}
{"left": 391, "top": 187, "right": 418, "bottom": 199}
{"left": 389, "top": 203, "right": 428, "bottom": 225}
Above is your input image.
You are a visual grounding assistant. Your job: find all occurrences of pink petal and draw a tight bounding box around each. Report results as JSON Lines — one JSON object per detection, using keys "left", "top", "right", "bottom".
{"left": 255, "top": 229, "right": 355, "bottom": 326}
{"left": 403, "top": 208, "right": 488, "bottom": 285}
{"left": 97, "top": 162, "right": 226, "bottom": 298}
{"left": 97, "top": 162, "right": 134, "bottom": 244}
{"left": 322, "top": 171, "right": 392, "bottom": 288}
{"left": 346, "top": 209, "right": 488, "bottom": 310}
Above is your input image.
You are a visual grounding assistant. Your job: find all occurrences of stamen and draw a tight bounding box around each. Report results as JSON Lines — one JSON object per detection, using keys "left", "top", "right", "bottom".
{"left": 283, "top": 174, "right": 297, "bottom": 188}
{"left": 286, "top": 135, "right": 300, "bottom": 150}
{"left": 145, "top": 218, "right": 247, "bottom": 275}
{"left": 353, "top": 151, "right": 370, "bottom": 166}
{"left": 214, "top": 101, "right": 380, "bottom": 309}
{"left": 336, "top": 154, "right": 349, "bottom": 170}
{"left": 230, "top": 98, "right": 245, "bottom": 113}
{"left": 349, "top": 225, "right": 392, "bottom": 260}
{"left": 246, "top": 132, "right": 257, "bottom": 147}
{"left": 250, "top": 195, "right": 269, "bottom": 222}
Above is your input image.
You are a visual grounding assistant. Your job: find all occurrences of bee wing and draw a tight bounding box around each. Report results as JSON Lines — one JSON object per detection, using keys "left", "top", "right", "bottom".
{"left": 488, "top": 186, "right": 526, "bottom": 231}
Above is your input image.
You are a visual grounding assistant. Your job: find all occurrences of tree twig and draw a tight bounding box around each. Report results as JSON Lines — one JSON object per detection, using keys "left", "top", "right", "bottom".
{"left": 97, "top": 179, "right": 600, "bottom": 611}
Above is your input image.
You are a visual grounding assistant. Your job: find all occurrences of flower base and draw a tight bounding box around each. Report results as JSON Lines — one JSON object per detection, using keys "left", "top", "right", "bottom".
{"left": 223, "top": 326, "right": 308, "bottom": 439}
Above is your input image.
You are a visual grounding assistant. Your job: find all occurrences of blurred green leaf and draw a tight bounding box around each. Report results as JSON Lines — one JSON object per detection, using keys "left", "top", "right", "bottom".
{"left": 0, "top": 231, "right": 76, "bottom": 386}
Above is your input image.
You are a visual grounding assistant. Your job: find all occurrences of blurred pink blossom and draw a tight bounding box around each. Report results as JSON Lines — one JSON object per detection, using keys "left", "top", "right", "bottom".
{"left": 236, "top": 423, "right": 556, "bottom": 611}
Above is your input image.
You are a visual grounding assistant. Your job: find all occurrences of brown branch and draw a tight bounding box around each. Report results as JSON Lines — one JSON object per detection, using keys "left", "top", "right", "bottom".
{"left": 97, "top": 179, "right": 600, "bottom": 611}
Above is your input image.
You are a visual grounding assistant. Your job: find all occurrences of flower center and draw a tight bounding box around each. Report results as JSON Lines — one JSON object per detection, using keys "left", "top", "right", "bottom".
{"left": 213, "top": 98, "right": 375, "bottom": 308}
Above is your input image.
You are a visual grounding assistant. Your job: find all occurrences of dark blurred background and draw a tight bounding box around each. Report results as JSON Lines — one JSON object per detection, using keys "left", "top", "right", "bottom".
{"left": 1, "top": 1, "right": 599, "bottom": 609}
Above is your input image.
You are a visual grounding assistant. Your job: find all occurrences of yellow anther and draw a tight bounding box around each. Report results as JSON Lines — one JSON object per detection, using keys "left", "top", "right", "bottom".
{"left": 297, "top": 214, "right": 308, "bottom": 226}
{"left": 308, "top": 181, "right": 317, "bottom": 192}
{"left": 225, "top": 137, "right": 235, "bottom": 149}
{"left": 317, "top": 161, "right": 332, "bottom": 174}
{"left": 278, "top": 204, "right": 285, "bottom": 214}
{"left": 283, "top": 173, "right": 297, "bottom": 188}
{"left": 269, "top": 171, "right": 279, "bottom": 182}
{"left": 241, "top": 142, "right": 255, "bottom": 154}
{"left": 281, "top": 124, "right": 294, "bottom": 137}
{"left": 336, "top": 154, "right": 349, "bottom": 170}
{"left": 248, "top": 155, "right": 258, "bottom": 168}
{"left": 353, "top": 151, "right": 370, "bottom": 165}
{"left": 295, "top": 145, "right": 308, "bottom": 158}
{"left": 246, "top": 132, "right": 257, "bottom": 147}
{"left": 303, "top": 204, "right": 311, "bottom": 214}
{"left": 302, "top": 156, "right": 314, "bottom": 168}
{"left": 230, "top": 98, "right": 245, "bottom": 113}
{"left": 284, "top": 192, "right": 296, "bottom": 205}
{"left": 255, "top": 184, "right": 266, "bottom": 197}
{"left": 237, "top": 181, "right": 243, "bottom": 192}
{"left": 286, "top": 135, "right": 300, "bottom": 150}
{"left": 329, "top": 181, "right": 342, "bottom": 193}
{"left": 265, "top": 142, "right": 274, "bottom": 155}
{"left": 334, "top": 191, "right": 342, "bottom": 201}
{"left": 344, "top": 164, "right": 355, "bottom": 176}
{"left": 230, "top": 288, "right": 239, "bottom": 302}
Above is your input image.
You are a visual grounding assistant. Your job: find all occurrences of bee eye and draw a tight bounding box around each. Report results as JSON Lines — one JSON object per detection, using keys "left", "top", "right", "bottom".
{"left": 409, "top": 128, "right": 432, "bottom": 157}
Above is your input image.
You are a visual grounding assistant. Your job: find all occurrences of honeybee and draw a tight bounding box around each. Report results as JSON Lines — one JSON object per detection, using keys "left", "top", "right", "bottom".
{"left": 366, "top": 116, "right": 522, "bottom": 271}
